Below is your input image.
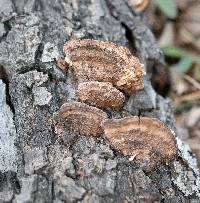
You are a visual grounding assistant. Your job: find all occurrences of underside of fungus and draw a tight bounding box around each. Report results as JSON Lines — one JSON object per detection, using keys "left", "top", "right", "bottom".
{"left": 102, "top": 116, "right": 177, "bottom": 171}
{"left": 77, "top": 81, "right": 125, "bottom": 110}
{"left": 57, "top": 102, "right": 108, "bottom": 137}
{"left": 64, "top": 39, "right": 144, "bottom": 95}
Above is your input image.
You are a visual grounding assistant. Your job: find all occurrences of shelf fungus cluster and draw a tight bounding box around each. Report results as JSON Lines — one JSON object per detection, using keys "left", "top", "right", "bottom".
{"left": 54, "top": 39, "right": 177, "bottom": 171}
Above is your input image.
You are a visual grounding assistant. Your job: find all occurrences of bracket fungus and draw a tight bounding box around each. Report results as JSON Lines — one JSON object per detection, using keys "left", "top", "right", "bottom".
{"left": 57, "top": 101, "right": 107, "bottom": 137}
{"left": 64, "top": 39, "right": 144, "bottom": 95}
{"left": 77, "top": 81, "right": 125, "bottom": 110}
{"left": 103, "top": 116, "right": 177, "bottom": 171}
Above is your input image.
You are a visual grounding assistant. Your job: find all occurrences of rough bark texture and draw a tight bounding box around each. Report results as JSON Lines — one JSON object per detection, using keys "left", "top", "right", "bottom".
{"left": 0, "top": 0, "right": 200, "bottom": 202}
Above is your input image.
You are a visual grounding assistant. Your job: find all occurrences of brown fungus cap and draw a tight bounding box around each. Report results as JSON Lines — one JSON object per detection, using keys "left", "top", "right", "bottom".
{"left": 58, "top": 101, "right": 108, "bottom": 137}
{"left": 103, "top": 116, "right": 177, "bottom": 171}
{"left": 64, "top": 39, "right": 144, "bottom": 95}
{"left": 77, "top": 81, "right": 125, "bottom": 110}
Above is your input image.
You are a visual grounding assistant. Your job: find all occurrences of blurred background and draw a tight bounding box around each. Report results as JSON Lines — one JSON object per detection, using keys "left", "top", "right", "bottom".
{"left": 137, "top": 0, "right": 200, "bottom": 167}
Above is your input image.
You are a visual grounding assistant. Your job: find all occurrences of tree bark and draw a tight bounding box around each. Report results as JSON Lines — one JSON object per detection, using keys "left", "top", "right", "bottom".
{"left": 0, "top": 0, "right": 200, "bottom": 202}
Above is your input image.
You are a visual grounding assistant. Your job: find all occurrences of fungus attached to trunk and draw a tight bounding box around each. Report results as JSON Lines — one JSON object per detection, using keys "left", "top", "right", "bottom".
{"left": 64, "top": 39, "right": 144, "bottom": 95}
{"left": 77, "top": 81, "right": 125, "bottom": 110}
{"left": 103, "top": 116, "right": 177, "bottom": 171}
{"left": 57, "top": 101, "right": 108, "bottom": 137}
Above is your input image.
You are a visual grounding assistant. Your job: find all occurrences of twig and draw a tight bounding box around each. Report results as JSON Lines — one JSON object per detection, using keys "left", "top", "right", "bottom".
{"left": 174, "top": 91, "right": 200, "bottom": 103}
{"left": 183, "top": 74, "right": 200, "bottom": 90}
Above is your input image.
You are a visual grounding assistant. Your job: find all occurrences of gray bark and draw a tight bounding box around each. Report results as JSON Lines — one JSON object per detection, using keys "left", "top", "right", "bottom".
{"left": 0, "top": 0, "right": 200, "bottom": 202}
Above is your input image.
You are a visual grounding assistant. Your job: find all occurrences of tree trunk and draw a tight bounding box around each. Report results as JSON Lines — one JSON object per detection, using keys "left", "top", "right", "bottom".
{"left": 0, "top": 0, "right": 200, "bottom": 202}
